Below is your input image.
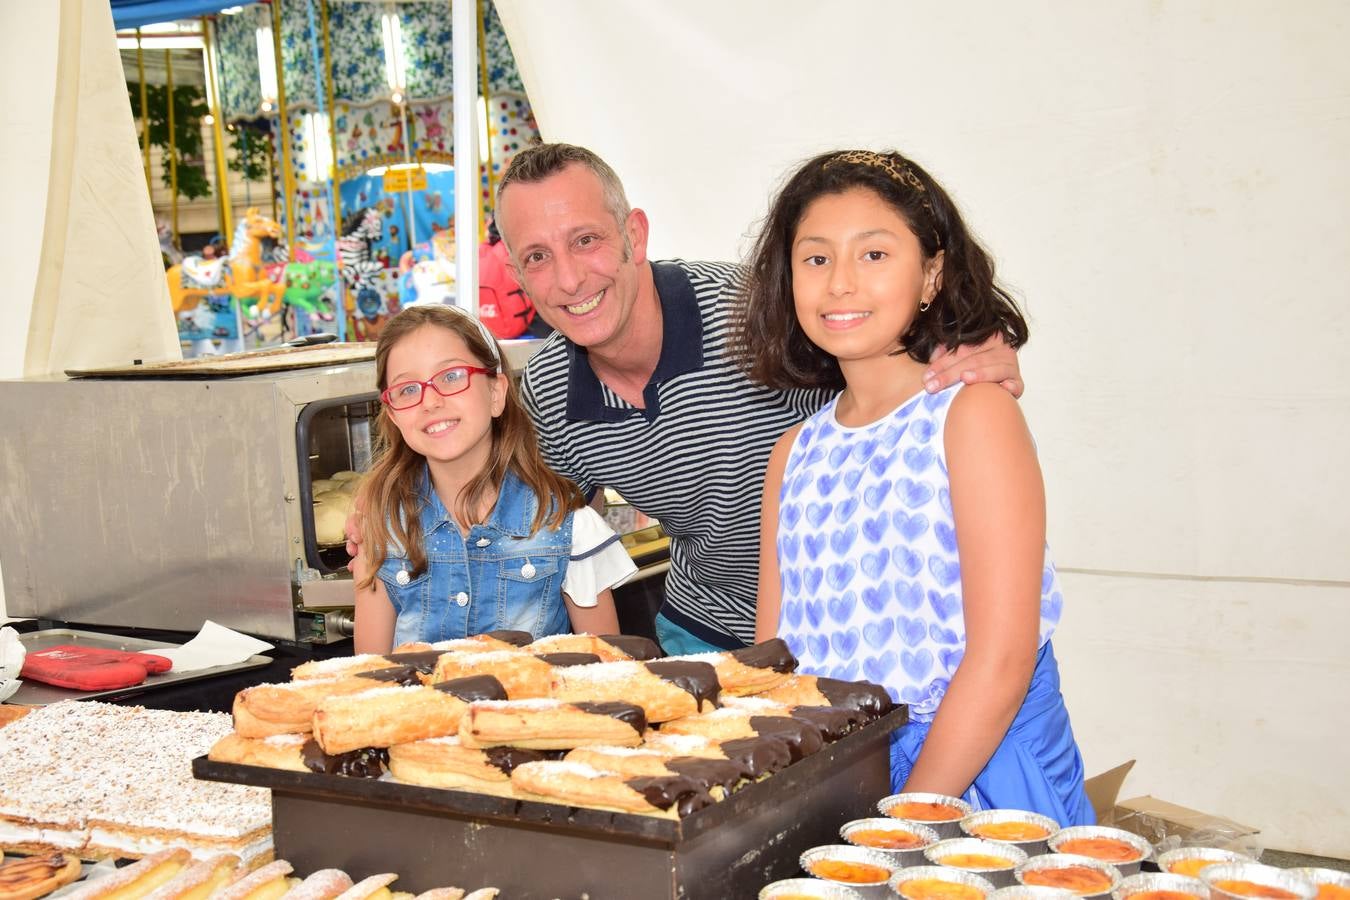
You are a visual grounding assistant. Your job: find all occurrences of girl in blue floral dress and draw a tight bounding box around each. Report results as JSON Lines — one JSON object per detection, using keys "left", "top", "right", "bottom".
{"left": 738, "top": 150, "right": 1093, "bottom": 825}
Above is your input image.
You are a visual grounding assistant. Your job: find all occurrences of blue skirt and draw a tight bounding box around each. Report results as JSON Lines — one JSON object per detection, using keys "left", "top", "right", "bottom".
{"left": 889, "top": 641, "right": 1095, "bottom": 826}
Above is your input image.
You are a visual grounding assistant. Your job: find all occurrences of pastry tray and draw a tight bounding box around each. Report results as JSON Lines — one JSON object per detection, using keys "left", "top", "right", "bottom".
{"left": 7, "top": 628, "right": 271, "bottom": 706}
{"left": 194, "top": 705, "right": 908, "bottom": 899}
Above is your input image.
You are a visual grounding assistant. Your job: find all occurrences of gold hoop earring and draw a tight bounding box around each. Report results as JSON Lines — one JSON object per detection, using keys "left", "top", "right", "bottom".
{"left": 919, "top": 299, "right": 932, "bottom": 312}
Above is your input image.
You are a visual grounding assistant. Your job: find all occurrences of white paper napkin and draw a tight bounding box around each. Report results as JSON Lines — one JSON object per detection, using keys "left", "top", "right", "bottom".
{"left": 148, "top": 620, "right": 274, "bottom": 673}
{"left": 0, "top": 626, "right": 25, "bottom": 702}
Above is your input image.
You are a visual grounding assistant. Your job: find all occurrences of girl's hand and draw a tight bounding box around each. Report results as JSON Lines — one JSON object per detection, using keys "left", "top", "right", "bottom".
{"left": 924, "top": 333, "right": 1023, "bottom": 397}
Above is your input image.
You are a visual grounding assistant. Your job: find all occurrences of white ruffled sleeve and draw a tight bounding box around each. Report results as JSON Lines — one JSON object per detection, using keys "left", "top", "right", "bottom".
{"left": 563, "top": 506, "right": 638, "bottom": 608}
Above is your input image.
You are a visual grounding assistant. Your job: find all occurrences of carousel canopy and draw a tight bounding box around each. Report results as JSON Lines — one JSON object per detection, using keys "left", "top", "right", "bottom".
{"left": 111, "top": 0, "right": 239, "bottom": 30}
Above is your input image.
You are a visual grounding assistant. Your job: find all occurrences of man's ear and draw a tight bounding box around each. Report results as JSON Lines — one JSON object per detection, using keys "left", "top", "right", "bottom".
{"left": 625, "top": 208, "right": 650, "bottom": 266}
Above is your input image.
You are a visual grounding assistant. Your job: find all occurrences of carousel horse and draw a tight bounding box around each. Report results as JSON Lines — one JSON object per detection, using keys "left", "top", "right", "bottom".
{"left": 166, "top": 209, "right": 288, "bottom": 318}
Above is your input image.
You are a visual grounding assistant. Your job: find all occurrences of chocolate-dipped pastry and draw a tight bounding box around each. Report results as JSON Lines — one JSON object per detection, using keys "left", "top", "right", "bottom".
{"left": 644, "top": 660, "right": 721, "bottom": 710}
{"left": 719, "top": 736, "right": 792, "bottom": 777}
{"left": 624, "top": 774, "right": 716, "bottom": 817}
{"left": 571, "top": 701, "right": 648, "bottom": 735}
{"left": 789, "top": 705, "right": 868, "bottom": 741}
{"left": 748, "top": 715, "right": 824, "bottom": 762}
{"left": 665, "top": 756, "right": 752, "bottom": 795}
{"left": 552, "top": 659, "right": 719, "bottom": 722}
{"left": 815, "top": 676, "right": 895, "bottom": 718}
{"left": 728, "top": 638, "right": 798, "bottom": 674}
{"left": 381, "top": 650, "right": 445, "bottom": 675}
{"left": 482, "top": 746, "right": 559, "bottom": 775}
{"left": 599, "top": 635, "right": 663, "bottom": 660}
{"left": 482, "top": 629, "right": 534, "bottom": 647}
{"left": 356, "top": 664, "right": 424, "bottom": 687}
{"left": 301, "top": 739, "right": 389, "bottom": 777}
{"left": 432, "top": 674, "right": 508, "bottom": 702}
{"left": 460, "top": 699, "right": 648, "bottom": 750}
{"left": 537, "top": 652, "right": 603, "bottom": 668}
{"left": 757, "top": 673, "right": 897, "bottom": 719}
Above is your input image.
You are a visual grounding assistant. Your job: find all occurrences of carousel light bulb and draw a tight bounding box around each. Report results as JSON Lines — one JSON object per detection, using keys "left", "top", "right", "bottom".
{"left": 204, "top": 113, "right": 215, "bottom": 125}
{"left": 390, "top": 90, "right": 403, "bottom": 105}
{"left": 261, "top": 100, "right": 274, "bottom": 113}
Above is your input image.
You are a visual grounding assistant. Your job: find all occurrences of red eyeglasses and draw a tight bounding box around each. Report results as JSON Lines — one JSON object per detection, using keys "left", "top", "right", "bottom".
{"left": 381, "top": 365, "right": 494, "bottom": 410}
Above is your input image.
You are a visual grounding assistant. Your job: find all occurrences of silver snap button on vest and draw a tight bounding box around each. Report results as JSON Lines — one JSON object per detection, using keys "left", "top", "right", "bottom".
{"left": 395, "top": 569, "right": 410, "bottom": 586}
{"left": 520, "top": 562, "right": 536, "bottom": 579}
{"left": 476, "top": 538, "right": 491, "bottom": 547}
{"left": 454, "top": 591, "right": 469, "bottom": 607}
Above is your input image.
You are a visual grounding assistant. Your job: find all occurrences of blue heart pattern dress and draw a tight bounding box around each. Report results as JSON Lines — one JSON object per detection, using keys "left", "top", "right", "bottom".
{"left": 775, "top": 383, "right": 1094, "bottom": 825}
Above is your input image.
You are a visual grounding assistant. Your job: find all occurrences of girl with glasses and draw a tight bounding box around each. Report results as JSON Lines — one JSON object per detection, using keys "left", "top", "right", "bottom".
{"left": 352, "top": 305, "right": 631, "bottom": 652}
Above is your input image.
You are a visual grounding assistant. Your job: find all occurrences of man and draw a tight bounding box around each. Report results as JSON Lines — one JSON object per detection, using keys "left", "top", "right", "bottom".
{"left": 491, "top": 144, "right": 1021, "bottom": 653}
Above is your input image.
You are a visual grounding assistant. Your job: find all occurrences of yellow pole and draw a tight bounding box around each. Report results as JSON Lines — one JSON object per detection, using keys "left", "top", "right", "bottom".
{"left": 271, "top": 0, "right": 298, "bottom": 249}
{"left": 476, "top": 0, "right": 493, "bottom": 239}
{"left": 136, "top": 29, "right": 150, "bottom": 193}
{"left": 202, "top": 16, "right": 234, "bottom": 241}
{"left": 267, "top": 139, "right": 278, "bottom": 222}
{"left": 320, "top": 0, "right": 340, "bottom": 229}
{"left": 165, "top": 48, "right": 179, "bottom": 242}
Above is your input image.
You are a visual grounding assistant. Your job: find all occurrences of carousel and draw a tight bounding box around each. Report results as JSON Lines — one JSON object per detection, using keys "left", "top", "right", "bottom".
{"left": 119, "top": 0, "right": 540, "bottom": 356}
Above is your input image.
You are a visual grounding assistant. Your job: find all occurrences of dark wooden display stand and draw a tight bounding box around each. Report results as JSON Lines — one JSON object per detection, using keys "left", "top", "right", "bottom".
{"left": 194, "top": 706, "right": 907, "bottom": 899}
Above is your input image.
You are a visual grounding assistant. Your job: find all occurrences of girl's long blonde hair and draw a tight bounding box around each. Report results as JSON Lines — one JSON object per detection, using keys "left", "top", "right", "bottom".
{"left": 356, "top": 306, "right": 585, "bottom": 589}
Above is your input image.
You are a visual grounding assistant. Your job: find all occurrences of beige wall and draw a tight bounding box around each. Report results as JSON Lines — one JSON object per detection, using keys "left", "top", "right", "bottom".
{"left": 498, "top": 0, "right": 1350, "bottom": 854}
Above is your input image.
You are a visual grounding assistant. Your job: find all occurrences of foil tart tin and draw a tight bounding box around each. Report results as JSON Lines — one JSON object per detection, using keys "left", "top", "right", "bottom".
{"left": 760, "top": 877, "right": 865, "bottom": 900}
{"left": 1200, "top": 863, "right": 1317, "bottom": 900}
{"left": 841, "top": 818, "right": 941, "bottom": 867}
{"left": 1048, "top": 826, "right": 1153, "bottom": 876}
{"left": 800, "top": 844, "right": 901, "bottom": 900}
{"left": 1111, "top": 872, "right": 1208, "bottom": 900}
{"left": 925, "top": 837, "right": 1030, "bottom": 888}
{"left": 891, "top": 865, "right": 998, "bottom": 900}
{"left": 1291, "top": 868, "right": 1350, "bottom": 895}
{"left": 878, "top": 792, "right": 976, "bottom": 839}
{"left": 961, "top": 810, "right": 1063, "bottom": 857}
{"left": 991, "top": 886, "right": 1080, "bottom": 900}
{"left": 1154, "top": 848, "right": 1254, "bottom": 881}
{"left": 1015, "top": 853, "right": 1123, "bottom": 899}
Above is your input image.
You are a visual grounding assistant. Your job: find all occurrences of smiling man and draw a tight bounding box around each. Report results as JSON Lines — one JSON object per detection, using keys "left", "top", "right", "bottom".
{"left": 494, "top": 143, "right": 1022, "bottom": 653}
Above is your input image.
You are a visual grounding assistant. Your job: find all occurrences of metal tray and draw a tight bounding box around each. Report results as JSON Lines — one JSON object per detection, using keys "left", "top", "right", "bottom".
{"left": 193, "top": 705, "right": 909, "bottom": 899}
{"left": 7, "top": 628, "right": 271, "bottom": 706}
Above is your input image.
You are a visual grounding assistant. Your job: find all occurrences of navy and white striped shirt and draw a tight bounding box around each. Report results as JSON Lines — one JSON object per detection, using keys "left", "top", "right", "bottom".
{"left": 519, "top": 260, "right": 830, "bottom": 648}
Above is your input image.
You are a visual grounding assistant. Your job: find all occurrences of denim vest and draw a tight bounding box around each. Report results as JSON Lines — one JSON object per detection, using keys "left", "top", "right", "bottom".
{"left": 376, "top": 467, "right": 573, "bottom": 646}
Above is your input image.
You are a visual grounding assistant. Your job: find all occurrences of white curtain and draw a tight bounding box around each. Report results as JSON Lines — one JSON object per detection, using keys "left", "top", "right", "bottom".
{"left": 494, "top": 0, "right": 1350, "bottom": 854}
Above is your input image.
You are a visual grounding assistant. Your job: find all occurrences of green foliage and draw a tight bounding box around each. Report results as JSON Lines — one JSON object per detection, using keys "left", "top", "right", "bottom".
{"left": 228, "top": 127, "right": 270, "bottom": 182}
{"left": 128, "top": 81, "right": 212, "bottom": 201}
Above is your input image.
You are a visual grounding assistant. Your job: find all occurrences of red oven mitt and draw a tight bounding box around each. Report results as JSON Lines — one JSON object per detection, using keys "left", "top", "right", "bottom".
{"left": 20, "top": 645, "right": 174, "bottom": 691}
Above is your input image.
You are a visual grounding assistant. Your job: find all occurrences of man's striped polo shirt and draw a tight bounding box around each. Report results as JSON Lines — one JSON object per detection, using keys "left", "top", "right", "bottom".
{"left": 519, "top": 259, "right": 830, "bottom": 648}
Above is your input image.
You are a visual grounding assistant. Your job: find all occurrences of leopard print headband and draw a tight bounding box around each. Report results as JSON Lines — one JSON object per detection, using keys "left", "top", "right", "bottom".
{"left": 823, "top": 150, "right": 941, "bottom": 247}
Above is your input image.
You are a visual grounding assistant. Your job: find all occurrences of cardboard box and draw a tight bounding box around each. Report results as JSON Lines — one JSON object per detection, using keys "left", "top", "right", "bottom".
{"left": 1087, "top": 759, "right": 1261, "bottom": 853}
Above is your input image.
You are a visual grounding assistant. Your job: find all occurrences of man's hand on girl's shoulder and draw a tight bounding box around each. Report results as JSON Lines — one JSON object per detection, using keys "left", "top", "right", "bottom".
{"left": 924, "top": 333, "right": 1023, "bottom": 398}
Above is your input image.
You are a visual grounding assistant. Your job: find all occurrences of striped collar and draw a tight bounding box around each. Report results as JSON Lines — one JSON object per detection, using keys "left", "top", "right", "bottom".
{"left": 564, "top": 261, "right": 706, "bottom": 423}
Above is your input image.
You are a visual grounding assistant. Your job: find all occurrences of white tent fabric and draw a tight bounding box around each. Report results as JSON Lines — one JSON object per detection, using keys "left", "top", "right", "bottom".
{"left": 16, "top": 0, "right": 180, "bottom": 379}
{"left": 495, "top": 1, "right": 1350, "bottom": 854}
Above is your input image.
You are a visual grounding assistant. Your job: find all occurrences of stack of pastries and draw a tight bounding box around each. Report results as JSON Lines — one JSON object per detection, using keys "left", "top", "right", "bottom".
{"left": 209, "top": 632, "right": 896, "bottom": 820}
{"left": 0, "top": 847, "right": 499, "bottom": 900}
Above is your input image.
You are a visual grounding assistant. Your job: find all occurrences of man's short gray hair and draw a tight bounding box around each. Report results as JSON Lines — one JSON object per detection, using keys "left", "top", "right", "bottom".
{"left": 495, "top": 143, "right": 632, "bottom": 235}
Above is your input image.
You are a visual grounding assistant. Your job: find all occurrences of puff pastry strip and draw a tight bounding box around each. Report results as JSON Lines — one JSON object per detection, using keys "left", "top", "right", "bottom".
{"left": 658, "top": 708, "right": 825, "bottom": 761}
{"left": 313, "top": 676, "right": 507, "bottom": 755}
{"left": 755, "top": 673, "right": 895, "bottom": 719}
{"left": 509, "top": 760, "right": 714, "bottom": 818}
{"left": 142, "top": 854, "right": 239, "bottom": 900}
{"left": 524, "top": 633, "right": 663, "bottom": 662}
{"left": 551, "top": 660, "right": 720, "bottom": 722}
{"left": 459, "top": 699, "right": 646, "bottom": 750}
{"left": 388, "top": 735, "right": 558, "bottom": 796}
{"left": 208, "top": 733, "right": 389, "bottom": 777}
{"left": 430, "top": 651, "right": 555, "bottom": 699}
